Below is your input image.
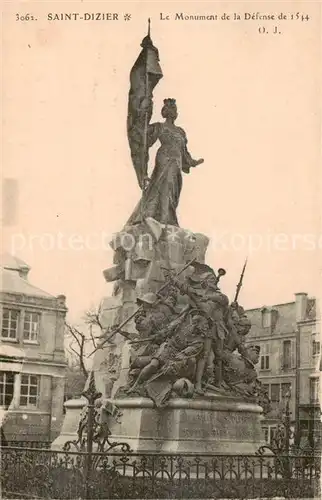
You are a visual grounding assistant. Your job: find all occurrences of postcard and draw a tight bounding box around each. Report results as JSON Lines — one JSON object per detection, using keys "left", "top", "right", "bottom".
{"left": 1, "top": 1, "right": 321, "bottom": 499}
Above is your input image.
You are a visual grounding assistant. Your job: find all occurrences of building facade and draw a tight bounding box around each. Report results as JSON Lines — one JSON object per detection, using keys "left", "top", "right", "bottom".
{"left": 245, "top": 292, "right": 321, "bottom": 449}
{"left": 0, "top": 254, "right": 67, "bottom": 442}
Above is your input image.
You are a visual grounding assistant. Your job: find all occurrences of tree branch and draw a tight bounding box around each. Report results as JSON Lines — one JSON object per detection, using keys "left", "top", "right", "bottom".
{"left": 65, "top": 322, "right": 89, "bottom": 379}
{"left": 89, "top": 325, "right": 97, "bottom": 349}
{"left": 84, "top": 304, "right": 104, "bottom": 332}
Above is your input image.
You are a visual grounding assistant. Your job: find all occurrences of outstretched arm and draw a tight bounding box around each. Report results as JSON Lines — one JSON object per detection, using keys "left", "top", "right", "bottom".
{"left": 179, "top": 128, "right": 204, "bottom": 174}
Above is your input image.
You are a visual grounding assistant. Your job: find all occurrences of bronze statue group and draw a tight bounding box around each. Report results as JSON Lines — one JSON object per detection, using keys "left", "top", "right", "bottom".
{"left": 116, "top": 261, "right": 270, "bottom": 411}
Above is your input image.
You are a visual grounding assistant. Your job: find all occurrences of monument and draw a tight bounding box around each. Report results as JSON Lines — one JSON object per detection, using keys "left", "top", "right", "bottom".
{"left": 53, "top": 22, "right": 270, "bottom": 454}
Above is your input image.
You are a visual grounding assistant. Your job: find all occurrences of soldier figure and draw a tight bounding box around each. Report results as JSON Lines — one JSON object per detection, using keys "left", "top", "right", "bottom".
{"left": 134, "top": 288, "right": 177, "bottom": 338}
{"left": 127, "top": 306, "right": 208, "bottom": 401}
{"left": 128, "top": 289, "right": 179, "bottom": 389}
{"left": 224, "top": 302, "right": 251, "bottom": 357}
{"left": 222, "top": 344, "right": 261, "bottom": 392}
{"left": 221, "top": 344, "right": 271, "bottom": 411}
{"left": 172, "top": 262, "right": 229, "bottom": 392}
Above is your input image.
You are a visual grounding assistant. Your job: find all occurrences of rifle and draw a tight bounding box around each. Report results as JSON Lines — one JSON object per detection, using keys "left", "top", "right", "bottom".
{"left": 88, "top": 258, "right": 196, "bottom": 357}
{"left": 234, "top": 258, "right": 248, "bottom": 303}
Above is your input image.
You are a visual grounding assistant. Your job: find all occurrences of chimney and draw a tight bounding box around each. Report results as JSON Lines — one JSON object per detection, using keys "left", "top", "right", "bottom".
{"left": 57, "top": 294, "right": 67, "bottom": 307}
{"left": 295, "top": 292, "right": 308, "bottom": 322}
{"left": 18, "top": 264, "right": 30, "bottom": 280}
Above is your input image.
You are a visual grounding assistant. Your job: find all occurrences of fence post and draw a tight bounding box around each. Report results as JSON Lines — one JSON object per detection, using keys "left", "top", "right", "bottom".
{"left": 284, "top": 389, "right": 291, "bottom": 478}
{"left": 82, "top": 371, "right": 102, "bottom": 499}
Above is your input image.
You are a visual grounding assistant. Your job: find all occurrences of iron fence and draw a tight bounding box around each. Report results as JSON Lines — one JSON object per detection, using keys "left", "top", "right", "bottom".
{"left": 0, "top": 445, "right": 321, "bottom": 499}
{"left": 1, "top": 373, "right": 320, "bottom": 499}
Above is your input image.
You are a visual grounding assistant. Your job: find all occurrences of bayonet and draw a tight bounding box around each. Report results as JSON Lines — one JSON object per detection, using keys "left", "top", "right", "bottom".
{"left": 234, "top": 258, "right": 248, "bottom": 303}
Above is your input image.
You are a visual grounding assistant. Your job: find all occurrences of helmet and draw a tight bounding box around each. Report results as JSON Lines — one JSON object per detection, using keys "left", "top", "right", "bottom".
{"left": 173, "top": 378, "right": 194, "bottom": 398}
{"left": 191, "top": 262, "right": 215, "bottom": 275}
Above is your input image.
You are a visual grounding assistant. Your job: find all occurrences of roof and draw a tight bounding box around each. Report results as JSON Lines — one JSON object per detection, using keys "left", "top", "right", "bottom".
{"left": 0, "top": 268, "right": 55, "bottom": 298}
{"left": 1, "top": 253, "right": 30, "bottom": 272}
{"left": 0, "top": 253, "right": 55, "bottom": 298}
{"left": 246, "top": 302, "right": 297, "bottom": 338}
{"left": 246, "top": 298, "right": 318, "bottom": 338}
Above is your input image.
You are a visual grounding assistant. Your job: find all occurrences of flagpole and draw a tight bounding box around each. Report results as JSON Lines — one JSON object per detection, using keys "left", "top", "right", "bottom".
{"left": 140, "top": 19, "right": 151, "bottom": 221}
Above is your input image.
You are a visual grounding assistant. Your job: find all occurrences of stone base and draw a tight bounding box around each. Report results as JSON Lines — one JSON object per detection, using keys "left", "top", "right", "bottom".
{"left": 108, "top": 395, "right": 265, "bottom": 455}
{"left": 52, "top": 395, "right": 265, "bottom": 455}
{"left": 51, "top": 398, "right": 86, "bottom": 450}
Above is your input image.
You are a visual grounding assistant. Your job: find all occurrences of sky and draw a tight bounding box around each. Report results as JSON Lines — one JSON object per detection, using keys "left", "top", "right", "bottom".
{"left": 2, "top": 1, "right": 321, "bottom": 322}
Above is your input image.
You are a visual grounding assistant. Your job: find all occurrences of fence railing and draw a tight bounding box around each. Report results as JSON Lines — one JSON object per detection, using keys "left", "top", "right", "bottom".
{"left": 4, "top": 440, "right": 52, "bottom": 449}
{"left": 2, "top": 374, "right": 319, "bottom": 499}
{"left": 1, "top": 445, "right": 321, "bottom": 499}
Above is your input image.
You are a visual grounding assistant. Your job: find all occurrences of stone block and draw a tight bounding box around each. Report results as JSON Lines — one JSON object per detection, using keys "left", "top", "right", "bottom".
{"left": 184, "top": 233, "right": 210, "bottom": 263}
{"left": 141, "top": 261, "right": 166, "bottom": 285}
{"left": 99, "top": 307, "right": 121, "bottom": 331}
{"left": 113, "top": 282, "right": 137, "bottom": 304}
{"left": 108, "top": 396, "right": 265, "bottom": 454}
{"left": 115, "top": 303, "right": 137, "bottom": 325}
{"left": 133, "top": 237, "right": 156, "bottom": 262}
{"left": 103, "top": 265, "right": 123, "bottom": 282}
{"left": 167, "top": 241, "right": 185, "bottom": 264}
{"left": 126, "top": 260, "right": 149, "bottom": 281}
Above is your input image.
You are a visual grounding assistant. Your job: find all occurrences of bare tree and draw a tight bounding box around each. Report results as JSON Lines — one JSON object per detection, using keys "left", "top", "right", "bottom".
{"left": 83, "top": 303, "right": 104, "bottom": 332}
{"left": 65, "top": 304, "right": 105, "bottom": 379}
{"left": 65, "top": 323, "right": 91, "bottom": 378}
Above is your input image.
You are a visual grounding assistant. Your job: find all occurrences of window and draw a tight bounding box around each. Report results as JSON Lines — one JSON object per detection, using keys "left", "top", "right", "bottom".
{"left": 23, "top": 312, "right": 40, "bottom": 342}
{"left": 264, "top": 383, "right": 292, "bottom": 401}
{"left": 313, "top": 341, "right": 320, "bottom": 356}
{"left": 270, "top": 426, "right": 277, "bottom": 444}
{"left": 262, "top": 309, "right": 271, "bottom": 328}
{"left": 310, "top": 378, "right": 320, "bottom": 403}
{"left": 271, "top": 384, "right": 280, "bottom": 402}
{"left": 20, "top": 375, "right": 39, "bottom": 408}
{"left": 263, "top": 427, "right": 269, "bottom": 443}
{"left": 0, "top": 372, "right": 14, "bottom": 408}
{"left": 262, "top": 425, "right": 277, "bottom": 444}
{"left": 1, "top": 309, "right": 19, "bottom": 340}
{"left": 283, "top": 340, "right": 292, "bottom": 369}
{"left": 281, "top": 383, "right": 291, "bottom": 400}
{"left": 260, "top": 343, "right": 270, "bottom": 370}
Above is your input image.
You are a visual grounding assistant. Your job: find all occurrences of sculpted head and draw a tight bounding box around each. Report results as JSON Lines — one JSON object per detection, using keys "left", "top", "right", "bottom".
{"left": 161, "top": 98, "right": 178, "bottom": 120}
{"left": 205, "top": 274, "right": 218, "bottom": 291}
{"left": 246, "top": 345, "right": 260, "bottom": 364}
{"left": 238, "top": 315, "right": 252, "bottom": 336}
{"left": 230, "top": 302, "right": 251, "bottom": 335}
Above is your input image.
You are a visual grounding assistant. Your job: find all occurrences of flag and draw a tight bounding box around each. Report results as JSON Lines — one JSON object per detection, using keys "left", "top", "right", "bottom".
{"left": 127, "top": 28, "right": 163, "bottom": 189}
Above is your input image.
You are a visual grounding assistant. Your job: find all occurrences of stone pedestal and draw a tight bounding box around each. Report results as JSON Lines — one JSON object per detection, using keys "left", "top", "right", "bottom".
{"left": 108, "top": 396, "right": 264, "bottom": 454}
{"left": 52, "top": 395, "right": 265, "bottom": 455}
{"left": 51, "top": 398, "right": 86, "bottom": 450}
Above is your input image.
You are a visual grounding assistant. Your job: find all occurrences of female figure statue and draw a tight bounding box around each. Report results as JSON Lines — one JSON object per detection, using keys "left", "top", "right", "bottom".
{"left": 128, "top": 98, "right": 204, "bottom": 227}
